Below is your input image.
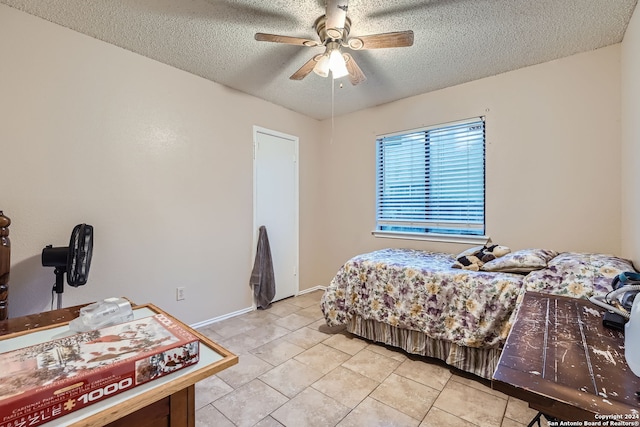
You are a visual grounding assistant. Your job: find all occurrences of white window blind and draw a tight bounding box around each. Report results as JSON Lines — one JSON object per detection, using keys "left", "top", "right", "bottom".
{"left": 375, "top": 117, "right": 485, "bottom": 236}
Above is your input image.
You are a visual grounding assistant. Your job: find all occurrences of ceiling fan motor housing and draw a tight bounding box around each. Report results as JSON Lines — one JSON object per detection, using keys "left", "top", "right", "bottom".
{"left": 314, "top": 15, "right": 351, "bottom": 45}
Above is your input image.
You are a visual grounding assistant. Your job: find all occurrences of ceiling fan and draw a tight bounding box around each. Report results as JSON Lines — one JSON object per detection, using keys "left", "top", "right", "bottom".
{"left": 254, "top": 0, "right": 414, "bottom": 86}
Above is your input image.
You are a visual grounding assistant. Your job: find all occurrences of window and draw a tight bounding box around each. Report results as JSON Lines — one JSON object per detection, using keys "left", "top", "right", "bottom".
{"left": 375, "top": 117, "right": 486, "bottom": 241}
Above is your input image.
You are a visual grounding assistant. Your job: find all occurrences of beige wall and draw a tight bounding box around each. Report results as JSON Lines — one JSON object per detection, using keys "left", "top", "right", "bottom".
{"left": 2, "top": 3, "right": 634, "bottom": 322}
{"left": 0, "top": 4, "right": 323, "bottom": 323}
{"left": 317, "top": 45, "right": 623, "bottom": 282}
{"left": 622, "top": 5, "right": 640, "bottom": 267}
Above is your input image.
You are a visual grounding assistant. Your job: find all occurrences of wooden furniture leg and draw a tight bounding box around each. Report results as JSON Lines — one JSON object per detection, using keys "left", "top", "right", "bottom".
{"left": 0, "top": 211, "right": 10, "bottom": 321}
{"left": 105, "top": 385, "right": 195, "bottom": 427}
{"left": 170, "top": 385, "right": 195, "bottom": 427}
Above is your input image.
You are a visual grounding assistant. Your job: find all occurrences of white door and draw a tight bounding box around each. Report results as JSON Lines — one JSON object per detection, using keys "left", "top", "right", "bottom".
{"left": 253, "top": 126, "right": 299, "bottom": 303}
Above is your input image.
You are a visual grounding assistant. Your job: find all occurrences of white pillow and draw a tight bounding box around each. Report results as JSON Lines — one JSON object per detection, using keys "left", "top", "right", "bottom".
{"left": 481, "top": 249, "right": 558, "bottom": 273}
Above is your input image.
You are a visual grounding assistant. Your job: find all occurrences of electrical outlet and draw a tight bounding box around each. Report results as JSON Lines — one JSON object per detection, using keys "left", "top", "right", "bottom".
{"left": 176, "top": 287, "right": 185, "bottom": 301}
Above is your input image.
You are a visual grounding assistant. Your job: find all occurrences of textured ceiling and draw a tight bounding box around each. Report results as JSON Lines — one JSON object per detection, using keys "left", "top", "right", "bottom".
{"left": 2, "top": 0, "right": 638, "bottom": 120}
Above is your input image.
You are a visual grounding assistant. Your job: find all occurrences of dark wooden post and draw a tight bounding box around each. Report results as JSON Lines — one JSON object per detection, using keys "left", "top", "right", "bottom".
{"left": 0, "top": 211, "right": 10, "bottom": 320}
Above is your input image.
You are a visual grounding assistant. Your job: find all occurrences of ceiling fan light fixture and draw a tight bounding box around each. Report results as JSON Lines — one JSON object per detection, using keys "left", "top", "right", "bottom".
{"left": 255, "top": 0, "right": 413, "bottom": 86}
{"left": 313, "top": 54, "right": 330, "bottom": 77}
{"left": 329, "top": 49, "right": 348, "bottom": 79}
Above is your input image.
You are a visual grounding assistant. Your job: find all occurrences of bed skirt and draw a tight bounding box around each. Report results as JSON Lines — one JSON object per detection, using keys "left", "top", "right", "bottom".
{"left": 346, "top": 316, "right": 501, "bottom": 380}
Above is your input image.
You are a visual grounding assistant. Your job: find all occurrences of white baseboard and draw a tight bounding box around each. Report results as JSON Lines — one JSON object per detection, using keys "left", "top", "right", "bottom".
{"left": 297, "top": 285, "right": 326, "bottom": 295}
{"left": 189, "top": 305, "right": 255, "bottom": 329}
{"left": 189, "top": 285, "right": 327, "bottom": 329}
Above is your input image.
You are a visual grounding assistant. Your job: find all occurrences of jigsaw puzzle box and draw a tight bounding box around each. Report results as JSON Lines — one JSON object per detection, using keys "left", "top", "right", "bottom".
{"left": 0, "top": 313, "right": 199, "bottom": 427}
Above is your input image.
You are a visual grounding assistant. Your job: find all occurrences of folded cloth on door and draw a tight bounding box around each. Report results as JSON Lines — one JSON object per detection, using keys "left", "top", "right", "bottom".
{"left": 250, "top": 225, "right": 276, "bottom": 309}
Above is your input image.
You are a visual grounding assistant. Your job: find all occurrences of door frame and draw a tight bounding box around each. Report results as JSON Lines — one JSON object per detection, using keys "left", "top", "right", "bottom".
{"left": 252, "top": 125, "right": 300, "bottom": 302}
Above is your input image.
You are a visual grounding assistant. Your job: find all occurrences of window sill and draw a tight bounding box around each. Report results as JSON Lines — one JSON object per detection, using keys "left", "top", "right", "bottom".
{"left": 371, "top": 230, "right": 490, "bottom": 245}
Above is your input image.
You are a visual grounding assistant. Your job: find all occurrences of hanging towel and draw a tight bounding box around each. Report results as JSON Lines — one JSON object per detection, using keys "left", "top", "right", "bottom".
{"left": 250, "top": 226, "right": 276, "bottom": 309}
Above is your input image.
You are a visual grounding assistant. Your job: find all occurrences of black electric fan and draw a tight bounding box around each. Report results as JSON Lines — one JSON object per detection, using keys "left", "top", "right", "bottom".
{"left": 42, "top": 223, "right": 94, "bottom": 309}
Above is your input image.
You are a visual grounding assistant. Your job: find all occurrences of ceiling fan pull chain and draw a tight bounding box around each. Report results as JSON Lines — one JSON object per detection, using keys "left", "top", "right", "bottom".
{"left": 331, "top": 77, "right": 335, "bottom": 144}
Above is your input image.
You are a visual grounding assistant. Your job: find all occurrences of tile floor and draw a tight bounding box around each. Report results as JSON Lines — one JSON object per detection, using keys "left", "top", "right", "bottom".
{"left": 195, "top": 290, "right": 545, "bottom": 427}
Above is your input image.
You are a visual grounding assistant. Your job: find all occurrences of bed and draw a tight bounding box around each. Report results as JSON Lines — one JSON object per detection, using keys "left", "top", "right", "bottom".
{"left": 320, "top": 248, "right": 635, "bottom": 379}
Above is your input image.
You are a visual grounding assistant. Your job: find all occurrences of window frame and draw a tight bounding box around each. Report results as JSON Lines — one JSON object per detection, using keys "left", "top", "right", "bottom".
{"left": 372, "top": 117, "right": 489, "bottom": 244}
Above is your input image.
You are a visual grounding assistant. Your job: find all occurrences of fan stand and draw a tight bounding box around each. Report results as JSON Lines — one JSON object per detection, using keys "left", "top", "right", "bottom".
{"left": 53, "top": 267, "right": 66, "bottom": 310}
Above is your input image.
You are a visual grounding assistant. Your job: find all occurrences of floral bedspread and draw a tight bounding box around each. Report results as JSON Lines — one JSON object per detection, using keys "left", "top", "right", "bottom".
{"left": 320, "top": 248, "right": 526, "bottom": 348}
{"left": 523, "top": 252, "right": 636, "bottom": 298}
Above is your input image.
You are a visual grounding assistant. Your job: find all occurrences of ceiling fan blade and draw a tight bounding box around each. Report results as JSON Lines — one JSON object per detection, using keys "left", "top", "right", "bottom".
{"left": 348, "top": 31, "right": 414, "bottom": 50}
{"left": 255, "top": 33, "right": 319, "bottom": 47}
{"left": 343, "top": 53, "right": 366, "bottom": 86}
{"left": 325, "top": 0, "right": 349, "bottom": 39}
{"left": 290, "top": 56, "right": 320, "bottom": 80}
